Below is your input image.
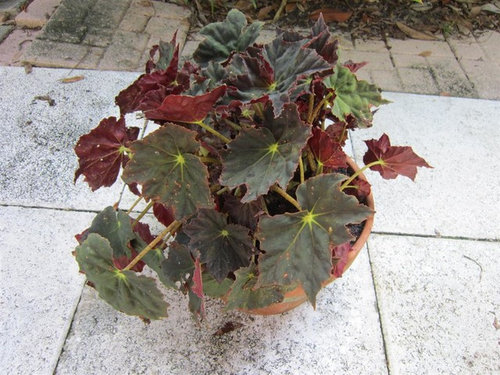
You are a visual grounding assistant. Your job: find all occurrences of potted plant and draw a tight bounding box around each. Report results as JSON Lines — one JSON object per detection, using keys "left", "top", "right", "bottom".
{"left": 73, "top": 9, "right": 430, "bottom": 321}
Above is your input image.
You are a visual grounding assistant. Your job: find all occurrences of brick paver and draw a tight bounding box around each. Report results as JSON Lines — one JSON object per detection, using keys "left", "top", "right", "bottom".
{"left": 0, "top": 0, "right": 498, "bottom": 99}
{"left": 14, "top": 0, "right": 60, "bottom": 28}
{"left": 18, "top": 0, "right": 191, "bottom": 71}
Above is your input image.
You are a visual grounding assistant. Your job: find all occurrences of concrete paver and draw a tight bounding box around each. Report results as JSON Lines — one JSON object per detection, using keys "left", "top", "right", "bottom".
{"left": 0, "top": 206, "right": 93, "bottom": 375}
{"left": 368, "top": 234, "right": 500, "bottom": 374}
{"left": 350, "top": 92, "right": 500, "bottom": 239}
{"left": 0, "top": 24, "right": 14, "bottom": 43}
{"left": 55, "top": 246, "right": 387, "bottom": 375}
{"left": 398, "top": 67, "right": 440, "bottom": 95}
{"left": 0, "top": 66, "right": 142, "bottom": 210}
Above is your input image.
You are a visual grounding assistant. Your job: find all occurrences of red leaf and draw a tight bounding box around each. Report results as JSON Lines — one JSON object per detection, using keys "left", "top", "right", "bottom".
{"left": 308, "top": 127, "right": 347, "bottom": 169}
{"left": 331, "top": 242, "right": 352, "bottom": 277}
{"left": 145, "top": 85, "right": 227, "bottom": 123}
{"left": 363, "top": 134, "right": 432, "bottom": 180}
{"left": 343, "top": 60, "right": 368, "bottom": 73}
{"left": 112, "top": 248, "right": 145, "bottom": 272}
{"left": 343, "top": 177, "right": 371, "bottom": 201}
{"left": 74, "top": 117, "right": 139, "bottom": 191}
{"left": 192, "top": 257, "right": 204, "bottom": 299}
{"left": 132, "top": 221, "right": 155, "bottom": 244}
{"left": 192, "top": 257, "right": 205, "bottom": 317}
{"left": 153, "top": 203, "right": 175, "bottom": 227}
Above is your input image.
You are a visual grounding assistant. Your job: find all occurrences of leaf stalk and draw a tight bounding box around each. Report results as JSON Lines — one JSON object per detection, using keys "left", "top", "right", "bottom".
{"left": 123, "top": 220, "right": 181, "bottom": 271}
{"left": 340, "top": 160, "right": 384, "bottom": 190}
{"left": 271, "top": 185, "right": 301, "bottom": 211}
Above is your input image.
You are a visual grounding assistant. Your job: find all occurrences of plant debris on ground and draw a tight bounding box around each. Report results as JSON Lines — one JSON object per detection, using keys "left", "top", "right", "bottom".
{"left": 166, "top": 0, "right": 499, "bottom": 40}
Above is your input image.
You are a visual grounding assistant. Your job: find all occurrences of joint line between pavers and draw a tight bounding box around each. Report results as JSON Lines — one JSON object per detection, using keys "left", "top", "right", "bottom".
{"left": 443, "top": 35, "right": 477, "bottom": 92}
{"left": 50, "top": 285, "right": 86, "bottom": 375}
{"left": 365, "top": 239, "right": 392, "bottom": 375}
{"left": 0, "top": 202, "right": 106, "bottom": 214}
{"left": 372, "top": 230, "right": 499, "bottom": 243}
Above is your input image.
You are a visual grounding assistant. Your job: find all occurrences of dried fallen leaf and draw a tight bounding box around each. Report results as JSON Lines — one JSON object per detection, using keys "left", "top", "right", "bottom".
{"left": 33, "top": 95, "right": 56, "bottom": 106}
{"left": 286, "top": 3, "right": 297, "bottom": 13}
{"left": 23, "top": 62, "right": 33, "bottom": 74}
{"left": 482, "top": 3, "right": 500, "bottom": 14}
{"left": 310, "top": 8, "right": 353, "bottom": 23}
{"left": 213, "top": 321, "right": 244, "bottom": 336}
{"left": 440, "top": 92, "right": 451, "bottom": 96}
{"left": 60, "top": 75, "right": 85, "bottom": 83}
{"left": 418, "top": 50, "right": 432, "bottom": 57}
{"left": 395, "top": 22, "right": 438, "bottom": 40}
{"left": 258, "top": 5, "right": 275, "bottom": 20}
{"left": 494, "top": 317, "right": 500, "bottom": 330}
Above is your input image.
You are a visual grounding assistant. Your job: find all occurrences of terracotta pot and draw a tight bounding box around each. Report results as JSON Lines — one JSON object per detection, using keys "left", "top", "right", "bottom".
{"left": 240, "top": 157, "right": 375, "bottom": 315}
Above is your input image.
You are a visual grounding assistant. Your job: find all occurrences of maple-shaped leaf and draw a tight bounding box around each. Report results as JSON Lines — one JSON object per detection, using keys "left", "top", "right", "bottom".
{"left": 75, "top": 233, "right": 168, "bottom": 320}
{"left": 226, "top": 38, "right": 331, "bottom": 116}
{"left": 308, "top": 127, "right": 347, "bottom": 169}
{"left": 225, "top": 263, "right": 284, "bottom": 311}
{"left": 145, "top": 85, "right": 226, "bottom": 123}
{"left": 220, "top": 104, "right": 311, "bottom": 203}
{"left": 257, "top": 173, "right": 373, "bottom": 306}
{"left": 74, "top": 117, "right": 138, "bottom": 191}
{"left": 122, "top": 125, "right": 213, "bottom": 219}
{"left": 324, "top": 65, "right": 389, "bottom": 124}
{"left": 85, "top": 206, "right": 135, "bottom": 259}
{"left": 304, "top": 14, "right": 339, "bottom": 64}
{"left": 363, "top": 134, "right": 432, "bottom": 180}
{"left": 161, "top": 241, "right": 194, "bottom": 286}
{"left": 193, "top": 9, "right": 263, "bottom": 65}
{"left": 222, "top": 194, "right": 262, "bottom": 231}
{"left": 153, "top": 203, "right": 175, "bottom": 228}
{"left": 148, "top": 32, "right": 179, "bottom": 72}
{"left": 184, "top": 209, "right": 254, "bottom": 282}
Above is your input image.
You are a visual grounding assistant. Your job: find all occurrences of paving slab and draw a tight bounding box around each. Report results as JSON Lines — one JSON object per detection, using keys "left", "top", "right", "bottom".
{"left": 0, "top": 206, "right": 94, "bottom": 375}
{"left": 460, "top": 58, "right": 500, "bottom": 100}
{"left": 367, "top": 234, "right": 500, "bottom": 374}
{"left": 0, "top": 66, "right": 143, "bottom": 210}
{"left": 349, "top": 92, "right": 500, "bottom": 240}
{"left": 14, "top": 0, "right": 61, "bottom": 28}
{"left": 0, "top": 28, "right": 41, "bottom": 65}
{"left": 55, "top": 245, "right": 387, "bottom": 375}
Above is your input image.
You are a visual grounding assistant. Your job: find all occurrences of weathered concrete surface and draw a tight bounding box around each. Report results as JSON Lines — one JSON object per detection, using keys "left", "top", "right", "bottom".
{"left": 14, "top": 0, "right": 60, "bottom": 28}
{"left": 0, "top": 66, "right": 143, "bottom": 210}
{"left": 0, "top": 207, "right": 93, "bottom": 375}
{"left": 349, "top": 92, "right": 500, "bottom": 240}
{"left": 20, "top": 0, "right": 191, "bottom": 71}
{"left": 368, "top": 234, "right": 500, "bottom": 375}
{"left": 55, "top": 246, "right": 388, "bottom": 375}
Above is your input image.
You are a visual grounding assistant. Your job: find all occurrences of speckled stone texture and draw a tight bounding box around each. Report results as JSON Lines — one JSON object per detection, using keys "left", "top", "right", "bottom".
{"left": 55, "top": 246, "right": 388, "bottom": 375}
{"left": 0, "top": 207, "right": 93, "bottom": 374}
{"left": 349, "top": 92, "right": 500, "bottom": 240}
{"left": 0, "top": 67, "right": 144, "bottom": 210}
{"left": 368, "top": 234, "right": 500, "bottom": 374}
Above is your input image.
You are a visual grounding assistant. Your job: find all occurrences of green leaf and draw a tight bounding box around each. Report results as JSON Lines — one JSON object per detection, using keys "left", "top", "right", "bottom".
{"left": 324, "top": 65, "right": 389, "bottom": 124}
{"left": 257, "top": 174, "right": 373, "bottom": 307}
{"left": 226, "top": 38, "right": 331, "bottom": 116}
{"left": 193, "top": 9, "right": 263, "bottom": 65}
{"left": 220, "top": 104, "right": 311, "bottom": 202}
{"left": 87, "top": 206, "right": 135, "bottom": 258}
{"left": 225, "top": 263, "right": 284, "bottom": 311}
{"left": 75, "top": 234, "right": 168, "bottom": 320}
{"left": 184, "top": 209, "right": 254, "bottom": 282}
{"left": 161, "top": 241, "right": 194, "bottom": 285}
{"left": 122, "top": 124, "right": 213, "bottom": 219}
{"left": 202, "top": 273, "right": 233, "bottom": 298}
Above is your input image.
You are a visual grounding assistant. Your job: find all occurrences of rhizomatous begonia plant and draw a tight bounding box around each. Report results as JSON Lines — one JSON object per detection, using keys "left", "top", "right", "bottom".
{"left": 73, "top": 9, "right": 431, "bottom": 321}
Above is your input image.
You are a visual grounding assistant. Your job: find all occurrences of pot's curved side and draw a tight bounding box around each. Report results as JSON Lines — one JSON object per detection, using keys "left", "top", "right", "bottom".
{"left": 241, "top": 158, "right": 375, "bottom": 315}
